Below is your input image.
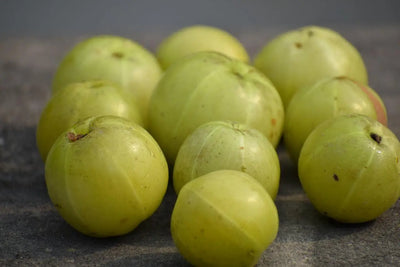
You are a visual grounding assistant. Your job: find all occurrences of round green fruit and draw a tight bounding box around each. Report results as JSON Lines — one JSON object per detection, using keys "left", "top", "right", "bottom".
{"left": 52, "top": 35, "right": 162, "bottom": 124}
{"left": 171, "top": 170, "right": 279, "bottom": 267}
{"left": 157, "top": 25, "right": 249, "bottom": 69}
{"left": 148, "top": 51, "right": 284, "bottom": 164}
{"left": 254, "top": 25, "right": 368, "bottom": 108}
{"left": 45, "top": 115, "right": 169, "bottom": 237}
{"left": 298, "top": 114, "right": 400, "bottom": 223}
{"left": 284, "top": 76, "right": 387, "bottom": 163}
{"left": 36, "top": 80, "right": 143, "bottom": 161}
{"left": 173, "top": 120, "right": 280, "bottom": 199}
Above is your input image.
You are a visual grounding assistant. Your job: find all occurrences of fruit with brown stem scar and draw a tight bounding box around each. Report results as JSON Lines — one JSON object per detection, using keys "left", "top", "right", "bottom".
{"left": 45, "top": 115, "right": 169, "bottom": 237}
{"left": 298, "top": 114, "right": 400, "bottom": 223}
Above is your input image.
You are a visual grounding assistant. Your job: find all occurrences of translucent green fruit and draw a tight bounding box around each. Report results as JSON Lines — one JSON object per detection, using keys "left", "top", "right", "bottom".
{"left": 171, "top": 170, "right": 279, "bottom": 267}
{"left": 45, "top": 116, "right": 169, "bottom": 237}
{"left": 173, "top": 121, "right": 280, "bottom": 199}
{"left": 157, "top": 25, "right": 249, "bottom": 69}
{"left": 36, "top": 80, "right": 143, "bottom": 161}
{"left": 254, "top": 25, "right": 368, "bottom": 108}
{"left": 298, "top": 114, "right": 400, "bottom": 223}
{"left": 148, "top": 51, "right": 284, "bottom": 164}
{"left": 52, "top": 35, "right": 162, "bottom": 125}
{"left": 284, "top": 76, "right": 387, "bottom": 163}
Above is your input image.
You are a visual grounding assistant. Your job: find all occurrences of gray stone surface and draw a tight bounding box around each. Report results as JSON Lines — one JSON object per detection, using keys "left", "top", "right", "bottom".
{"left": 1, "top": 25, "right": 400, "bottom": 266}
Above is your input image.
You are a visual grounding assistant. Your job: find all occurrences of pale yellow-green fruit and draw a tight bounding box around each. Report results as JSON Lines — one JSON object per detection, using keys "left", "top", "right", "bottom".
{"left": 298, "top": 114, "right": 400, "bottom": 223}
{"left": 173, "top": 120, "right": 280, "bottom": 199}
{"left": 157, "top": 25, "right": 249, "bottom": 69}
{"left": 36, "top": 80, "right": 143, "bottom": 162}
{"left": 284, "top": 76, "right": 387, "bottom": 163}
{"left": 171, "top": 170, "right": 279, "bottom": 267}
{"left": 52, "top": 35, "right": 162, "bottom": 125}
{"left": 254, "top": 26, "right": 368, "bottom": 108}
{"left": 45, "top": 116, "right": 169, "bottom": 237}
{"left": 148, "top": 51, "right": 284, "bottom": 165}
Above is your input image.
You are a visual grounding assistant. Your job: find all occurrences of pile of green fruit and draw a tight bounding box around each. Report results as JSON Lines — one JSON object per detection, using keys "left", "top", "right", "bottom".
{"left": 36, "top": 24, "right": 400, "bottom": 266}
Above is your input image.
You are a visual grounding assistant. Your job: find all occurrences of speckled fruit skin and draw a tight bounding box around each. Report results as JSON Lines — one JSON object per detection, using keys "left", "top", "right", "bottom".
{"left": 173, "top": 120, "right": 280, "bottom": 199}
{"left": 45, "top": 116, "right": 169, "bottom": 237}
{"left": 52, "top": 35, "right": 162, "bottom": 125}
{"left": 298, "top": 114, "right": 400, "bottom": 223}
{"left": 284, "top": 76, "right": 387, "bottom": 163}
{"left": 171, "top": 170, "right": 279, "bottom": 267}
{"left": 157, "top": 25, "right": 249, "bottom": 70}
{"left": 148, "top": 51, "right": 284, "bottom": 164}
{"left": 36, "top": 80, "right": 143, "bottom": 162}
{"left": 254, "top": 26, "right": 368, "bottom": 108}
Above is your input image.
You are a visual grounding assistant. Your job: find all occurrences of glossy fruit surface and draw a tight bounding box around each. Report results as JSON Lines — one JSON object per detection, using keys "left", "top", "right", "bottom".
{"left": 45, "top": 116, "right": 169, "bottom": 237}
{"left": 52, "top": 35, "right": 162, "bottom": 124}
{"left": 173, "top": 120, "right": 280, "bottom": 199}
{"left": 157, "top": 25, "right": 249, "bottom": 69}
{"left": 36, "top": 80, "right": 143, "bottom": 161}
{"left": 148, "top": 51, "right": 284, "bottom": 164}
{"left": 171, "top": 170, "right": 279, "bottom": 267}
{"left": 254, "top": 26, "right": 368, "bottom": 108}
{"left": 284, "top": 76, "right": 387, "bottom": 162}
{"left": 298, "top": 114, "right": 400, "bottom": 223}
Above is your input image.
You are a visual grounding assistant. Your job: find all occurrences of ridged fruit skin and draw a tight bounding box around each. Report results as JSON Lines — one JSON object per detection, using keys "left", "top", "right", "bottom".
{"left": 284, "top": 76, "right": 387, "bottom": 163}
{"left": 157, "top": 25, "right": 249, "bottom": 69}
{"left": 173, "top": 120, "right": 280, "bottom": 199}
{"left": 148, "top": 51, "right": 284, "bottom": 164}
{"left": 298, "top": 114, "right": 400, "bottom": 223}
{"left": 254, "top": 26, "right": 368, "bottom": 108}
{"left": 36, "top": 80, "right": 143, "bottom": 161}
{"left": 171, "top": 170, "right": 279, "bottom": 267}
{"left": 52, "top": 35, "right": 162, "bottom": 125}
{"left": 45, "top": 116, "right": 169, "bottom": 237}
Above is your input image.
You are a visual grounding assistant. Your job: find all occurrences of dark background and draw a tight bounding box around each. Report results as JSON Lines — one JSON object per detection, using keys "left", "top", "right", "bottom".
{"left": 1, "top": 0, "right": 400, "bottom": 38}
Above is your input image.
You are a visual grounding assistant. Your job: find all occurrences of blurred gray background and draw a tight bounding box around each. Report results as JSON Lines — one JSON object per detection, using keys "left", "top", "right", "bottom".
{"left": 1, "top": 0, "right": 399, "bottom": 39}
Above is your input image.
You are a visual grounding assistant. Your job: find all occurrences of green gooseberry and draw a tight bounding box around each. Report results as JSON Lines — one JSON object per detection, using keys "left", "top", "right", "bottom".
{"left": 45, "top": 115, "right": 169, "bottom": 237}
{"left": 254, "top": 25, "right": 368, "bottom": 108}
{"left": 171, "top": 170, "right": 279, "bottom": 267}
{"left": 148, "top": 51, "right": 284, "bottom": 164}
{"left": 284, "top": 76, "right": 387, "bottom": 163}
{"left": 36, "top": 80, "right": 143, "bottom": 161}
{"left": 298, "top": 114, "right": 400, "bottom": 223}
{"left": 52, "top": 35, "right": 162, "bottom": 125}
{"left": 173, "top": 120, "right": 280, "bottom": 199}
{"left": 156, "top": 25, "right": 249, "bottom": 70}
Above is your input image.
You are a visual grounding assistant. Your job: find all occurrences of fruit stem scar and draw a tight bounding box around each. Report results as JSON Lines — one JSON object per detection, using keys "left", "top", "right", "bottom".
{"left": 112, "top": 52, "right": 124, "bottom": 58}
{"left": 333, "top": 174, "right": 339, "bottom": 181}
{"left": 370, "top": 133, "right": 382, "bottom": 144}
{"left": 295, "top": 42, "right": 303, "bottom": 48}
{"left": 67, "top": 132, "right": 87, "bottom": 142}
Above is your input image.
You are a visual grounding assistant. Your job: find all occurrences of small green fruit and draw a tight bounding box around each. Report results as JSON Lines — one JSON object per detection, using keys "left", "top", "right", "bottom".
{"left": 298, "top": 114, "right": 400, "bottom": 223}
{"left": 284, "top": 76, "right": 387, "bottom": 162}
{"left": 36, "top": 80, "right": 143, "bottom": 161}
{"left": 173, "top": 120, "right": 280, "bottom": 199}
{"left": 254, "top": 26, "right": 368, "bottom": 108}
{"left": 148, "top": 51, "right": 284, "bottom": 164}
{"left": 171, "top": 170, "right": 279, "bottom": 267}
{"left": 157, "top": 25, "right": 249, "bottom": 69}
{"left": 52, "top": 35, "right": 162, "bottom": 124}
{"left": 45, "top": 116, "right": 169, "bottom": 237}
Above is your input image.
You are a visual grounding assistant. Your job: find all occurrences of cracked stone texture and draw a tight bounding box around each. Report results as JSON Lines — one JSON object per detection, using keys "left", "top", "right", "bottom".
{"left": 1, "top": 25, "right": 399, "bottom": 266}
